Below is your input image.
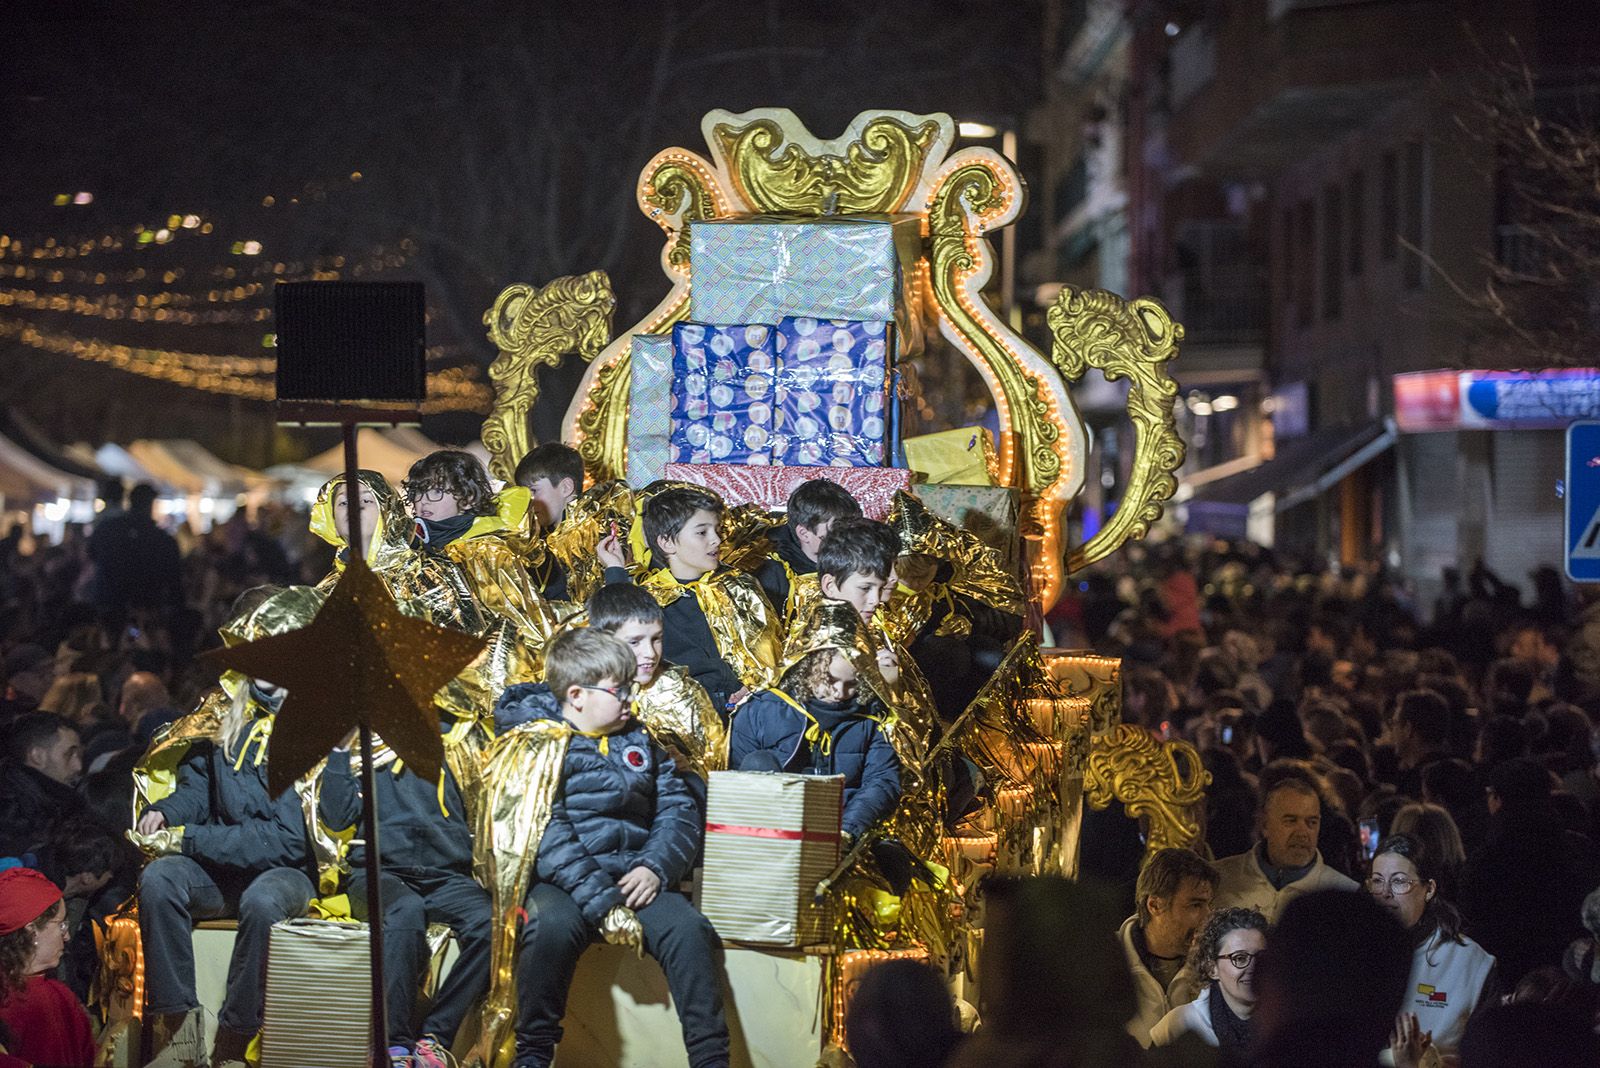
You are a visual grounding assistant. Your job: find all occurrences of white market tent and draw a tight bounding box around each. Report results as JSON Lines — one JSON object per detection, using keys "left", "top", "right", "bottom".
{"left": 295, "top": 427, "right": 457, "bottom": 488}
{"left": 0, "top": 410, "right": 102, "bottom": 538}
{"left": 123, "top": 440, "right": 278, "bottom": 526}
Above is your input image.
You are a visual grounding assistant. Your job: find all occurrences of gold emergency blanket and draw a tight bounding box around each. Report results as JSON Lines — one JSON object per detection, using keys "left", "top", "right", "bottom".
{"left": 132, "top": 585, "right": 348, "bottom": 889}
{"left": 778, "top": 602, "right": 928, "bottom": 784}
{"left": 639, "top": 567, "right": 781, "bottom": 691}
{"left": 468, "top": 719, "right": 572, "bottom": 1068}
{"left": 309, "top": 470, "right": 501, "bottom": 725}
{"left": 442, "top": 487, "right": 567, "bottom": 684}
{"left": 634, "top": 664, "right": 727, "bottom": 780}
{"left": 887, "top": 490, "right": 1025, "bottom": 616}
{"left": 541, "top": 479, "right": 636, "bottom": 603}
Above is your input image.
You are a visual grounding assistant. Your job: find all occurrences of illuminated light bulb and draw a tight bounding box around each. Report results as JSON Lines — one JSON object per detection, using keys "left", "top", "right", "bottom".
{"left": 53, "top": 194, "right": 70, "bottom": 207}
{"left": 154, "top": 229, "right": 172, "bottom": 243}
{"left": 73, "top": 192, "right": 93, "bottom": 205}
{"left": 181, "top": 215, "right": 200, "bottom": 229}
{"left": 241, "top": 241, "right": 262, "bottom": 255}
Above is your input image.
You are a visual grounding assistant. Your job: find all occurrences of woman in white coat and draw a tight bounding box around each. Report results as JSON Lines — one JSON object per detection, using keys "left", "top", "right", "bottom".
{"left": 1370, "top": 833, "right": 1498, "bottom": 1068}
{"left": 1150, "top": 906, "right": 1270, "bottom": 1065}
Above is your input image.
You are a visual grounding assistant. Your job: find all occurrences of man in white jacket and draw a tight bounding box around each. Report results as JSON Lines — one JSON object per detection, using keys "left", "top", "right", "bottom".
{"left": 1120, "top": 847, "right": 1219, "bottom": 1047}
{"left": 1212, "top": 761, "right": 1356, "bottom": 922}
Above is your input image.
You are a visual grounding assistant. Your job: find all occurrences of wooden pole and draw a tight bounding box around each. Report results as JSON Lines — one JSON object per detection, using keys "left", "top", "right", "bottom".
{"left": 342, "top": 426, "right": 390, "bottom": 1067}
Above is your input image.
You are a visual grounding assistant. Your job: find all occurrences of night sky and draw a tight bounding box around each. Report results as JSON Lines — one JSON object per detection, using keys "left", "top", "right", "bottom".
{"left": 3, "top": 0, "right": 1046, "bottom": 461}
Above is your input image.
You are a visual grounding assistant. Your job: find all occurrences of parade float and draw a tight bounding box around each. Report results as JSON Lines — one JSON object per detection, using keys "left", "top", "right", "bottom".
{"left": 470, "top": 107, "right": 1207, "bottom": 1066}
{"left": 96, "top": 108, "right": 1209, "bottom": 1068}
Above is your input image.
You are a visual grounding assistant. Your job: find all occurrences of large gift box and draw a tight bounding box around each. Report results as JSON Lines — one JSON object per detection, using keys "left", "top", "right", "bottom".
{"left": 773, "top": 317, "right": 891, "bottom": 467}
{"left": 627, "top": 333, "right": 676, "bottom": 485}
{"left": 662, "top": 463, "right": 914, "bottom": 520}
{"left": 668, "top": 321, "right": 779, "bottom": 466}
{"left": 700, "top": 770, "right": 843, "bottom": 946}
{"left": 688, "top": 213, "right": 924, "bottom": 351}
{"left": 259, "top": 919, "right": 371, "bottom": 1068}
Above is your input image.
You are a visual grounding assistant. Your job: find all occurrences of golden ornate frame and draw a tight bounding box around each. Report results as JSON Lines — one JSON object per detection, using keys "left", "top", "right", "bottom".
{"left": 483, "top": 108, "right": 1185, "bottom": 609}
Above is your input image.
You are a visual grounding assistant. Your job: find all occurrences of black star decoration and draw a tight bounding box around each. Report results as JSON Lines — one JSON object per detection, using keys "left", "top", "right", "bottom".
{"left": 205, "top": 557, "right": 487, "bottom": 797}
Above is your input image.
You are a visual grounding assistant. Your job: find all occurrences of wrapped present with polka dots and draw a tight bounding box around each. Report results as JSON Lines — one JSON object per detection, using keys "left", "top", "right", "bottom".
{"left": 771, "top": 316, "right": 891, "bottom": 467}
{"left": 668, "top": 321, "right": 781, "bottom": 466}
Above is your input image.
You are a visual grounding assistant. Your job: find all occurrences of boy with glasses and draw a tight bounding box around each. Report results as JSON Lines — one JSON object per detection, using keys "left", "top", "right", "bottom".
{"left": 483, "top": 628, "right": 726, "bottom": 1068}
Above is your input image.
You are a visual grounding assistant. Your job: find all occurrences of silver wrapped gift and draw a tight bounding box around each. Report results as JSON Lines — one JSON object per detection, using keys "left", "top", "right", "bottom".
{"left": 699, "top": 770, "right": 843, "bottom": 947}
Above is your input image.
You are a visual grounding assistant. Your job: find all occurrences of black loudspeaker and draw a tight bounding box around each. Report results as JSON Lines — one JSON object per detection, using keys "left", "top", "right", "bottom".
{"left": 273, "top": 281, "right": 426, "bottom": 404}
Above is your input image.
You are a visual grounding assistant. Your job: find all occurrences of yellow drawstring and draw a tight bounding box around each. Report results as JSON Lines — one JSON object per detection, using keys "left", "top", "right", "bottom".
{"left": 567, "top": 726, "right": 611, "bottom": 755}
{"left": 233, "top": 718, "right": 273, "bottom": 771}
{"left": 769, "top": 689, "right": 833, "bottom": 756}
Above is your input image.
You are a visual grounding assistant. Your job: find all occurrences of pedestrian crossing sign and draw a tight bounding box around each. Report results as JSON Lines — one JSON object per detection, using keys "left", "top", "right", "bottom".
{"left": 1567, "top": 421, "right": 1600, "bottom": 582}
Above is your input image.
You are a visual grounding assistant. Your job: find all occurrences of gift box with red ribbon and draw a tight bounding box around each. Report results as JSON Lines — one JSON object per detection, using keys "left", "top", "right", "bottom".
{"left": 699, "top": 770, "right": 843, "bottom": 946}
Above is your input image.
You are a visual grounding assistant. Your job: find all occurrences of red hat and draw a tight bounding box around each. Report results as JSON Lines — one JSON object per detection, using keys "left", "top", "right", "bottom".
{"left": 0, "top": 868, "right": 62, "bottom": 935}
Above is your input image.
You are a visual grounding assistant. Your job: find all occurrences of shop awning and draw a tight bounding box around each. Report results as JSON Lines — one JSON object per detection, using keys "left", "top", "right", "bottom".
{"left": 1187, "top": 421, "right": 1397, "bottom": 513}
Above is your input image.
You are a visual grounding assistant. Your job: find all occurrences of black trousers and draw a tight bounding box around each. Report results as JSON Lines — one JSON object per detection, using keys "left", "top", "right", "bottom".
{"left": 348, "top": 867, "right": 493, "bottom": 1049}
{"left": 513, "top": 882, "right": 729, "bottom": 1068}
{"left": 138, "top": 857, "right": 313, "bottom": 1033}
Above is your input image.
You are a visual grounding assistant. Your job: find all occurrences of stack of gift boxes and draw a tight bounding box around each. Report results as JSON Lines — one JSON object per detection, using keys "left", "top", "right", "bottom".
{"left": 627, "top": 213, "right": 921, "bottom": 486}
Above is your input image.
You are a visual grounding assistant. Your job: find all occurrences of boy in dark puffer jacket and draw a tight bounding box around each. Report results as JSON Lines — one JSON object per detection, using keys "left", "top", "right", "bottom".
{"left": 493, "top": 628, "right": 728, "bottom": 1068}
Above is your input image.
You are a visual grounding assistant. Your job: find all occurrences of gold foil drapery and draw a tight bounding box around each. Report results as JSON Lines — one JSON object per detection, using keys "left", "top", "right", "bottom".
{"left": 640, "top": 567, "right": 782, "bottom": 692}
{"left": 633, "top": 664, "right": 728, "bottom": 780}
{"left": 469, "top": 720, "right": 572, "bottom": 1068}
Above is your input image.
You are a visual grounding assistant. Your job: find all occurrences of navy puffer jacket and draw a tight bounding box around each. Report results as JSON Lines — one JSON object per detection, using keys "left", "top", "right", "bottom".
{"left": 727, "top": 690, "right": 902, "bottom": 838}
{"left": 495, "top": 683, "right": 702, "bottom": 925}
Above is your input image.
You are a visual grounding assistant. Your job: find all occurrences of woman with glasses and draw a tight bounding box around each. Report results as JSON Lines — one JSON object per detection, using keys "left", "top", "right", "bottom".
{"left": 1149, "top": 906, "right": 1269, "bottom": 1063}
{"left": 0, "top": 867, "right": 95, "bottom": 1066}
{"left": 1368, "top": 833, "right": 1497, "bottom": 1068}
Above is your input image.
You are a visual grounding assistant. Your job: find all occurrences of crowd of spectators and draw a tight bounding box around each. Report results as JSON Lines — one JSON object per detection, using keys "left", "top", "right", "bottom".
{"left": 848, "top": 539, "right": 1600, "bottom": 1068}
{"left": 0, "top": 487, "right": 327, "bottom": 1022}
{"left": 5, "top": 487, "right": 1600, "bottom": 1065}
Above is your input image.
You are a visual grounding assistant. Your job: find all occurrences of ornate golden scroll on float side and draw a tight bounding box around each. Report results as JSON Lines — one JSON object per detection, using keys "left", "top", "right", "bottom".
{"left": 1047, "top": 287, "right": 1186, "bottom": 575}
{"left": 481, "top": 270, "right": 616, "bottom": 482}
{"left": 1085, "top": 724, "right": 1211, "bottom": 858}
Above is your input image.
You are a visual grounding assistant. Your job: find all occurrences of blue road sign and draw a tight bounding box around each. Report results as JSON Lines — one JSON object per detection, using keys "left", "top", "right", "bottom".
{"left": 1567, "top": 421, "right": 1600, "bottom": 582}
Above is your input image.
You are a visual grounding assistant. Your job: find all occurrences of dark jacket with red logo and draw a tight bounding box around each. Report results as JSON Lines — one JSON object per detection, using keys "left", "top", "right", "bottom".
{"left": 494, "top": 682, "right": 701, "bottom": 925}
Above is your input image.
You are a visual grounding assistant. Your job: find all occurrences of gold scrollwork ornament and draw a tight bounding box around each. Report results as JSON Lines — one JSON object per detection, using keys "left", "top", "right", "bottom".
{"left": 711, "top": 114, "right": 945, "bottom": 215}
{"left": 482, "top": 271, "right": 616, "bottom": 482}
{"left": 1084, "top": 723, "right": 1210, "bottom": 856}
{"left": 1047, "top": 287, "right": 1186, "bottom": 574}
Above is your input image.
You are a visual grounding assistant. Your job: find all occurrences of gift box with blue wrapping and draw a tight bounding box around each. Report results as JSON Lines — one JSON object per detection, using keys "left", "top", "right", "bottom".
{"left": 627, "top": 333, "right": 676, "bottom": 484}
{"left": 688, "top": 213, "right": 923, "bottom": 353}
{"left": 772, "top": 316, "right": 890, "bottom": 467}
{"left": 668, "top": 321, "right": 779, "bottom": 466}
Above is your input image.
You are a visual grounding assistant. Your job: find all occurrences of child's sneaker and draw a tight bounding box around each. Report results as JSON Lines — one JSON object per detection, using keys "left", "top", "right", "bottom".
{"left": 412, "top": 1037, "right": 452, "bottom": 1068}
{"left": 388, "top": 1044, "right": 412, "bottom": 1067}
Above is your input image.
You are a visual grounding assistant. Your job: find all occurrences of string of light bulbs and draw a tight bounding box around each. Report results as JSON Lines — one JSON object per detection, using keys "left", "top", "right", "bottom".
{"left": 0, "top": 170, "right": 372, "bottom": 264}
{"left": 0, "top": 316, "right": 492, "bottom": 413}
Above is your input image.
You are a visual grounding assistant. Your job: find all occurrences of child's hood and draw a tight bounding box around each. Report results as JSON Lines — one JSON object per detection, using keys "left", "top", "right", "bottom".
{"left": 308, "top": 470, "right": 415, "bottom": 572}
{"left": 494, "top": 681, "right": 563, "bottom": 731}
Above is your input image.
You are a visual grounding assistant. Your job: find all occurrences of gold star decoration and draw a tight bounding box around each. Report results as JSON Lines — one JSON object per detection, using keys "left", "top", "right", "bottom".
{"left": 205, "top": 557, "right": 487, "bottom": 797}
